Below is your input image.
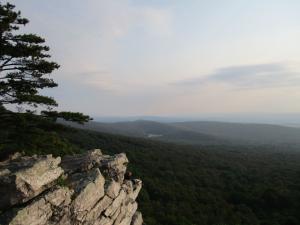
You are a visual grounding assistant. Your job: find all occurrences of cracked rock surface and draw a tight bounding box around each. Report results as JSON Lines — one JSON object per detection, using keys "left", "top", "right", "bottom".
{"left": 0, "top": 149, "right": 143, "bottom": 225}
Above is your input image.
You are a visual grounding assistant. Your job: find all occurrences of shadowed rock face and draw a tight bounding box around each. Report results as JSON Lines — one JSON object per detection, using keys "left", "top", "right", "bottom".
{"left": 0, "top": 149, "right": 143, "bottom": 225}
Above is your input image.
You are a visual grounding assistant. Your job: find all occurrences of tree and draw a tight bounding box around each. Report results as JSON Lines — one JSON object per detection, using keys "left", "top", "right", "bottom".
{"left": 0, "top": 2, "right": 91, "bottom": 123}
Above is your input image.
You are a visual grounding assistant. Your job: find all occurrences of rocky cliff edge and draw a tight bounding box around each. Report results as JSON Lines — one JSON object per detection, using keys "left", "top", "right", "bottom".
{"left": 0, "top": 149, "right": 143, "bottom": 225}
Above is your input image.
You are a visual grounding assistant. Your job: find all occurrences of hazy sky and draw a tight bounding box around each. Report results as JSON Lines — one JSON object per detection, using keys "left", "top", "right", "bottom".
{"left": 9, "top": 0, "right": 300, "bottom": 117}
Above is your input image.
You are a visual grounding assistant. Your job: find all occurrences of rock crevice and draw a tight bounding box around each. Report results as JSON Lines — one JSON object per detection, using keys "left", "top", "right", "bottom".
{"left": 0, "top": 149, "right": 143, "bottom": 225}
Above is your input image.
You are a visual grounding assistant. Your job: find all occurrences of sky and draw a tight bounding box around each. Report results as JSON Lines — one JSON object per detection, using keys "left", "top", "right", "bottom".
{"left": 8, "top": 0, "right": 300, "bottom": 118}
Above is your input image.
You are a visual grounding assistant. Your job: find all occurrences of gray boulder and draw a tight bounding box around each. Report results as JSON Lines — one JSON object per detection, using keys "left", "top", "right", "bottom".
{"left": 0, "top": 149, "right": 143, "bottom": 225}
{"left": 0, "top": 154, "right": 63, "bottom": 210}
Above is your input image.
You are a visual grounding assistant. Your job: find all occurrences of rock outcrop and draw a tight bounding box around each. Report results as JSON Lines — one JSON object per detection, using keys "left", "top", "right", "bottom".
{"left": 0, "top": 149, "right": 143, "bottom": 225}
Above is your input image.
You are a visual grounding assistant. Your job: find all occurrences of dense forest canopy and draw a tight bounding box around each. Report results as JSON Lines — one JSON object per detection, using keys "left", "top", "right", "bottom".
{"left": 16, "top": 124, "right": 300, "bottom": 225}
{"left": 60, "top": 127, "right": 300, "bottom": 225}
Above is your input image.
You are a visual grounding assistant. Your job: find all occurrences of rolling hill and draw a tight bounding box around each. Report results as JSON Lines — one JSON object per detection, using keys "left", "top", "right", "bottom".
{"left": 61, "top": 120, "right": 226, "bottom": 145}
{"left": 49, "top": 125, "right": 300, "bottom": 225}
{"left": 1, "top": 117, "right": 300, "bottom": 225}
{"left": 172, "top": 121, "right": 300, "bottom": 144}
{"left": 61, "top": 120, "right": 300, "bottom": 145}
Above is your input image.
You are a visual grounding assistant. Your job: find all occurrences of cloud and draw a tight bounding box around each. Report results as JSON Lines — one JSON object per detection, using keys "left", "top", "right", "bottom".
{"left": 173, "top": 62, "right": 300, "bottom": 89}
{"left": 141, "top": 7, "right": 173, "bottom": 36}
{"left": 93, "top": 0, "right": 173, "bottom": 39}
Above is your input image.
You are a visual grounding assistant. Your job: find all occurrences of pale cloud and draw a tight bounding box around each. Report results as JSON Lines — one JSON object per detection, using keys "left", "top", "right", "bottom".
{"left": 94, "top": 0, "right": 173, "bottom": 39}
{"left": 141, "top": 7, "right": 172, "bottom": 36}
{"left": 173, "top": 62, "right": 300, "bottom": 89}
{"left": 8, "top": 0, "right": 300, "bottom": 116}
{"left": 74, "top": 71, "right": 121, "bottom": 92}
{"left": 60, "top": 0, "right": 173, "bottom": 89}
{"left": 11, "top": 0, "right": 174, "bottom": 94}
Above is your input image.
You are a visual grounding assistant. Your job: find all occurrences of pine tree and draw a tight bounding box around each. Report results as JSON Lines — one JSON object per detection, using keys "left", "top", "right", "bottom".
{"left": 0, "top": 2, "right": 91, "bottom": 123}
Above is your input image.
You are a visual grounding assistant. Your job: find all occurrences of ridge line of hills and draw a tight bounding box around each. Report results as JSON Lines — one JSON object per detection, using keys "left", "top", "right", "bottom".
{"left": 1, "top": 119, "right": 300, "bottom": 225}
{"left": 60, "top": 119, "right": 300, "bottom": 146}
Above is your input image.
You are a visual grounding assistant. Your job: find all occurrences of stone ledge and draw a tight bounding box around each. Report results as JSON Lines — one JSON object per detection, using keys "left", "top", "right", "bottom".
{"left": 0, "top": 149, "right": 143, "bottom": 225}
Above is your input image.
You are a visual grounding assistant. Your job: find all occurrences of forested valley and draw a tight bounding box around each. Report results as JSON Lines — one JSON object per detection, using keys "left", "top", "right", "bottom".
{"left": 1, "top": 117, "right": 300, "bottom": 225}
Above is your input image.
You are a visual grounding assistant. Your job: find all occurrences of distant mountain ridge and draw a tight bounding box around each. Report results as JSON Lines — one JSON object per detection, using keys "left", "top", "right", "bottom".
{"left": 172, "top": 121, "right": 300, "bottom": 144}
{"left": 61, "top": 120, "right": 225, "bottom": 145}
{"left": 61, "top": 120, "right": 300, "bottom": 145}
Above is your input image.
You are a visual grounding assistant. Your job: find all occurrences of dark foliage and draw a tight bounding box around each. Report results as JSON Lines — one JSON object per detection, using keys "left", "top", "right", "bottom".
{"left": 2, "top": 120, "right": 299, "bottom": 225}
{"left": 0, "top": 109, "right": 81, "bottom": 159}
{"left": 0, "top": 2, "right": 59, "bottom": 107}
{"left": 60, "top": 128, "right": 300, "bottom": 225}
